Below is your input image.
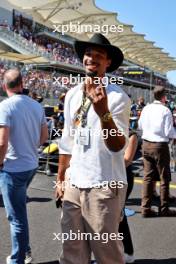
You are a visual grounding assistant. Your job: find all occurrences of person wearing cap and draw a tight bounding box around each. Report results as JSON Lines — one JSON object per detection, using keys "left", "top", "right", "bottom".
{"left": 138, "top": 86, "right": 176, "bottom": 217}
{"left": 55, "top": 33, "right": 131, "bottom": 264}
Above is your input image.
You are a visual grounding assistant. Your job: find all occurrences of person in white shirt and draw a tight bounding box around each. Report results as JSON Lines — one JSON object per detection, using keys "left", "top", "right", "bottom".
{"left": 138, "top": 86, "right": 176, "bottom": 217}
{"left": 55, "top": 33, "right": 131, "bottom": 264}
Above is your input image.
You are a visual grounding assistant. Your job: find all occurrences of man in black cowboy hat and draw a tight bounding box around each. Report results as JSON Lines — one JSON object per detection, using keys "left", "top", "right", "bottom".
{"left": 56, "top": 33, "right": 131, "bottom": 264}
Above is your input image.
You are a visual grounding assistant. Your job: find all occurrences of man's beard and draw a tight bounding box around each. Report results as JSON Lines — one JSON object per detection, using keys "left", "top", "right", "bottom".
{"left": 85, "top": 69, "right": 98, "bottom": 77}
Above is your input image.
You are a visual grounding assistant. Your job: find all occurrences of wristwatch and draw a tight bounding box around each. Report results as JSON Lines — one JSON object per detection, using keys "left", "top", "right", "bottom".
{"left": 100, "top": 112, "right": 112, "bottom": 122}
{"left": 0, "top": 163, "right": 3, "bottom": 170}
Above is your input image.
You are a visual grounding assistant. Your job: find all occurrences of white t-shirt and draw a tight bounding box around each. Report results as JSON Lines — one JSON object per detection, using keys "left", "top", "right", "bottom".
{"left": 59, "top": 83, "right": 131, "bottom": 187}
{"left": 0, "top": 95, "right": 46, "bottom": 172}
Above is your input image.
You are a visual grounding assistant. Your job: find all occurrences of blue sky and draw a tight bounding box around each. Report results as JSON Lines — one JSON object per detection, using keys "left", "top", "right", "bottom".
{"left": 96, "top": 0, "right": 176, "bottom": 85}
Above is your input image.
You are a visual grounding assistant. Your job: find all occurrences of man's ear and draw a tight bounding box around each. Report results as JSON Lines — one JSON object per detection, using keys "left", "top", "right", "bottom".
{"left": 106, "top": 59, "right": 111, "bottom": 68}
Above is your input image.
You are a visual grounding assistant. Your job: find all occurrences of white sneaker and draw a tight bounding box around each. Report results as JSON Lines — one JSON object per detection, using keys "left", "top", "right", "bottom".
{"left": 6, "top": 252, "right": 33, "bottom": 264}
{"left": 124, "top": 253, "right": 135, "bottom": 263}
{"left": 25, "top": 251, "right": 33, "bottom": 264}
{"left": 6, "top": 256, "right": 11, "bottom": 264}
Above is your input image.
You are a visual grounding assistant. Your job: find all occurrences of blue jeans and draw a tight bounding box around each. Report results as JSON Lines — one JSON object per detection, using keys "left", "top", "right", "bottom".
{"left": 0, "top": 168, "right": 37, "bottom": 264}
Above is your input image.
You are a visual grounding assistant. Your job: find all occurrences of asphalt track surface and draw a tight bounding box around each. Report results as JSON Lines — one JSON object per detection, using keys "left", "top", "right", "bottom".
{"left": 1, "top": 166, "right": 176, "bottom": 264}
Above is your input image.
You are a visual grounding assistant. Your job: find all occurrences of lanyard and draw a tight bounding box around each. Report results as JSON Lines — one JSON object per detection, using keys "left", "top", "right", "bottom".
{"left": 73, "top": 91, "right": 92, "bottom": 127}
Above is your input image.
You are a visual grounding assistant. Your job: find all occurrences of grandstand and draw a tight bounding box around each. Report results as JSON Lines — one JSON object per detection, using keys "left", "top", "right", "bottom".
{"left": 0, "top": 0, "right": 176, "bottom": 103}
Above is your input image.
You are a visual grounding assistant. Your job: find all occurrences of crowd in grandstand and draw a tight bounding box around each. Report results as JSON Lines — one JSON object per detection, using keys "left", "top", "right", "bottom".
{"left": 22, "top": 70, "right": 73, "bottom": 98}
{"left": 0, "top": 11, "right": 175, "bottom": 114}
{"left": 10, "top": 13, "right": 80, "bottom": 65}
{"left": 0, "top": 62, "right": 78, "bottom": 98}
{"left": 0, "top": 15, "right": 174, "bottom": 90}
{"left": 0, "top": 62, "right": 8, "bottom": 95}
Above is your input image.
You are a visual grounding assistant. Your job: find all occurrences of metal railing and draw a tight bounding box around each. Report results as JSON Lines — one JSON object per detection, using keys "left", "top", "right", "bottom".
{"left": 0, "top": 27, "right": 53, "bottom": 58}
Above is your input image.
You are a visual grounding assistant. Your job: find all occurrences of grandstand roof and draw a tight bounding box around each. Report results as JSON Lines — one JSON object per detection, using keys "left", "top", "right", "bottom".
{"left": 7, "top": 0, "right": 176, "bottom": 74}
{"left": 0, "top": 50, "right": 49, "bottom": 63}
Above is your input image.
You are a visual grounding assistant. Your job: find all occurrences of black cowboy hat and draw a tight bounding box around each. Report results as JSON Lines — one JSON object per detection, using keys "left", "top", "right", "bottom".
{"left": 74, "top": 33, "right": 124, "bottom": 72}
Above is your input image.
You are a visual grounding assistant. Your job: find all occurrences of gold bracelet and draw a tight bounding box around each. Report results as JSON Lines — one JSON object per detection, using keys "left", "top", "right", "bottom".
{"left": 100, "top": 112, "right": 112, "bottom": 122}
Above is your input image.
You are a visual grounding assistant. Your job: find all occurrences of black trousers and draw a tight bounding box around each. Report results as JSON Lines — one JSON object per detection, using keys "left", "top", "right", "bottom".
{"left": 119, "top": 166, "right": 134, "bottom": 255}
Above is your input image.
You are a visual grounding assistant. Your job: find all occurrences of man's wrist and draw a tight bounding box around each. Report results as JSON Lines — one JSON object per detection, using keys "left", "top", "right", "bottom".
{"left": 0, "top": 163, "right": 4, "bottom": 170}
{"left": 57, "top": 178, "right": 64, "bottom": 183}
{"left": 100, "top": 112, "right": 112, "bottom": 123}
{"left": 57, "top": 174, "right": 65, "bottom": 182}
